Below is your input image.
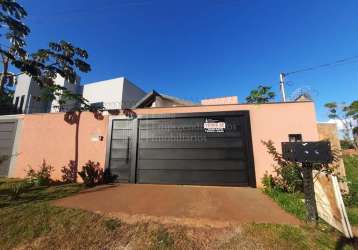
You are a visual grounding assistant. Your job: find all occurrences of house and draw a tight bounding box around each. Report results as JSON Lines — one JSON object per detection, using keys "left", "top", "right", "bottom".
{"left": 82, "top": 77, "right": 146, "bottom": 110}
{"left": 13, "top": 74, "right": 81, "bottom": 114}
{"left": 132, "top": 90, "right": 194, "bottom": 108}
{"left": 12, "top": 75, "right": 146, "bottom": 113}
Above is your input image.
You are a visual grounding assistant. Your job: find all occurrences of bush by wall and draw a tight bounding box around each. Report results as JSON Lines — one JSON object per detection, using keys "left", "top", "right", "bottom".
{"left": 26, "top": 160, "right": 54, "bottom": 186}
{"left": 61, "top": 160, "right": 77, "bottom": 183}
{"left": 78, "top": 161, "right": 104, "bottom": 187}
{"left": 261, "top": 140, "right": 303, "bottom": 193}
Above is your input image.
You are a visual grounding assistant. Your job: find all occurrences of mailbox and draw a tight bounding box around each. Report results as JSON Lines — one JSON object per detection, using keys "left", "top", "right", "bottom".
{"left": 282, "top": 141, "right": 333, "bottom": 164}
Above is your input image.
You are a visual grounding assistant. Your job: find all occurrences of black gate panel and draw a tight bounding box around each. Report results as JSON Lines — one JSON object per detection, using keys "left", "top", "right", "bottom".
{"left": 108, "top": 120, "right": 135, "bottom": 182}
{"left": 135, "top": 112, "right": 254, "bottom": 186}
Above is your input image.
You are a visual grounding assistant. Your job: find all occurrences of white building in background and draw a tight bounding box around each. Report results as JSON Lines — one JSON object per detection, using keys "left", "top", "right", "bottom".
{"left": 13, "top": 75, "right": 146, "bottom": 113}
{"left": 82, "top": 77, "right": 146, "bottom": 110}
{"left": 13, "top": 74, "right": 81, "bottom": 114}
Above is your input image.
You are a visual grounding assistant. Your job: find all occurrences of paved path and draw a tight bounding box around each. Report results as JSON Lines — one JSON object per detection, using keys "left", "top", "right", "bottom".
{"left": 54, "top": 184, "right": 300, "bottom": 227}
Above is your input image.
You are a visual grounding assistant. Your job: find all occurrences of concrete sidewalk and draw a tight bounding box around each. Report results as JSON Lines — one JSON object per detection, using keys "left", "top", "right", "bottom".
{"left": 54, "top": 184, "right": 300, "bottom": 227}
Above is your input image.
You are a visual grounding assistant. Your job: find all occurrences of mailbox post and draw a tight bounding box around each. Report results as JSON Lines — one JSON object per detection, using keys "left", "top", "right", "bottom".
{"left": 282, "top": 141, "right": 333, "bottom": 222}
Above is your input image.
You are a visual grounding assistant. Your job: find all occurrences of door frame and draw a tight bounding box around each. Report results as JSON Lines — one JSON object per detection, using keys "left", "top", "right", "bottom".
{"left": 106, "top": 111, "right": 256, "bottom": 187}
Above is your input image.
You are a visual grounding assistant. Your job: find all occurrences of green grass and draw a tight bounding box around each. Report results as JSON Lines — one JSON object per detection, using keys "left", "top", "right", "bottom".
{"left": 260, "top": 155, "right": 358, "bottom": 249}
{"left": 0, "top": 177, "right": 357, "bottom": 249}
{"left": 217, "top": 223, "right": 349, "bottom": 250}
{"left": 344, "top": 155, "right": 358, "bottom": 225}
{"left": 263, "top": 188, "right": 307, "bottom": 220}
{"left": 0, "top": 178, "right": 198, "bottom": 250}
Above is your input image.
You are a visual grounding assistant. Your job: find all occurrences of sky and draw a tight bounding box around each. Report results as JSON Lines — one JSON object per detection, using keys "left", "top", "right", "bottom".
{"left": 18, "top": 0, "right": 358, "bottom": 121}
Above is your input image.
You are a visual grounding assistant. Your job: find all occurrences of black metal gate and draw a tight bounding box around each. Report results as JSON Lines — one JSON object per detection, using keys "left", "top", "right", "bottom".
{"left": 107, "top": 111, "right": 255, "bottom": 187}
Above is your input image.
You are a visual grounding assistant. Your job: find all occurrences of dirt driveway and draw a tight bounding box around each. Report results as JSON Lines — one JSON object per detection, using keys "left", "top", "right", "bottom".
{"left": 54, "top": 184, "right": 300, "bottom": 227}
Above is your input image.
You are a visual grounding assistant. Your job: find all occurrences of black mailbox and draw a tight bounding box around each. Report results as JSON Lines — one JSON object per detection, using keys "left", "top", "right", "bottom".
{"left": 282, "top": 141, "right": 333, "bottom": 164}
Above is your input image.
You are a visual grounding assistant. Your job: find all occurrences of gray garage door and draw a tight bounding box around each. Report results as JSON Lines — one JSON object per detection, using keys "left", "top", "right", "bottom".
{"left": 108, "top": 111, "right": 255, "bottom": 187}
{"left": 0, "top": 120, "right": 18, "bottom": 176}
{"left": 108, "top": 120, "right": 136, "bottom": 183}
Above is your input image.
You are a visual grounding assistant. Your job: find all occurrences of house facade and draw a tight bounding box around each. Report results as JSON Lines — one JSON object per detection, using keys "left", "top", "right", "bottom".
{"left": 13, "top": 74, "right": 81, "bottom": 114}
{"left": 13, "top": 75, "right": 146, "bottom": 113}
{"left": 0, "top": 100, "right": 324, "bottom": 188}
{"left": 82, "top": 77, "right": 146, "bottom": 110}
{"left": 2, "top": 76, "right": 344, "bottom": 188}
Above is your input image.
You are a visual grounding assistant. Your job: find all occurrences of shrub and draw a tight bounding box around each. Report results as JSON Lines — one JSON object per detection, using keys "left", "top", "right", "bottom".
{"left": 262, "top": 172, "right": 275, "bottom": 191}
{"left": 61, "top": 160, "right": 77, "bottom": 183}
{"left": 26, "top": 160, "right": 54, "bottom": 186}
{"left": 261, "top": 140, "right": 303, "bottom": 193}
{"left": 78, "top": 161, "right": 103, "bottom": 187}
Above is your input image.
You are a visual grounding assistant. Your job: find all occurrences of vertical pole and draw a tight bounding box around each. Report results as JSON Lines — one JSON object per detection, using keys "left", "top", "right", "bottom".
{"left": 279, "top": 73, "right": 287, "bottom": 102}
{"left": 302, "top": 162, "right": 318, "bottom": 223}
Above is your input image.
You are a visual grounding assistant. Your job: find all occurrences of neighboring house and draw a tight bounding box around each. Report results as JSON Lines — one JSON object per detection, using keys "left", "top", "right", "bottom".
{"left": 13, "top": 75, "right": 146, "bottom": 113}
{"left": 13, "top": 74, "right": 81, "bottom": 114}
{"left": 294, "top": 93, "right": 313, "bottom": 102}
{"left": 133, "top": 90, "right": 194, "bottom": 108}
{"left": 82, "top": 77, "right": 146, "bottom": 110}
{"left": 201, "top": 96, "right": 239, "bottom": 105}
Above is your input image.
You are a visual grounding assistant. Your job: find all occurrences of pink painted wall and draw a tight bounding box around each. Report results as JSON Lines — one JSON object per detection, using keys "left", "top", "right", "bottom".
{"left": 12, "top": 112, "right": 108, "bottom": 180}
{"left": 11, "top": 101, "right": 318, "bottom": 187}
{"left": 134, "top": 101, "right": 319, "bottom": 186}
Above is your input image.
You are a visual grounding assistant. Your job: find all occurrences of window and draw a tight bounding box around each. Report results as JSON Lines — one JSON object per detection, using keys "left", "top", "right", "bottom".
{"left": 289, "top": 134, "right": 302, "bottom": 142}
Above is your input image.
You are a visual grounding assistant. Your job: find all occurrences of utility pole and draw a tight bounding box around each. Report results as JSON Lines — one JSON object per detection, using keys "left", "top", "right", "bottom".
{"left": 279, "top": 73, "right": 287, "bottom": 102}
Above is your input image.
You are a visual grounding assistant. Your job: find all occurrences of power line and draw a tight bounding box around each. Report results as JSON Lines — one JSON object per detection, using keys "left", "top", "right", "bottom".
{"left": 279, "top": 54, "right": 358, "bottom": 102}
{"left": 285, "top": 55, "right": 358, "bottom": 76}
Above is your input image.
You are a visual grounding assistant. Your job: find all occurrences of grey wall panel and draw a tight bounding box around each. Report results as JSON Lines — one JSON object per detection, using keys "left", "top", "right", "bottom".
{"left": 107, "top": 119, "right": 135, "bottom": 182}
{"left": 0, "top": 121, "right": 17, "bottom": 176}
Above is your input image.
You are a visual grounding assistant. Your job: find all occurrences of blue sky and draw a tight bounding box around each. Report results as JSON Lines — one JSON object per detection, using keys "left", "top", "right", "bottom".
{"left": 22, "top": 0, "right": 358, "bottom": 121}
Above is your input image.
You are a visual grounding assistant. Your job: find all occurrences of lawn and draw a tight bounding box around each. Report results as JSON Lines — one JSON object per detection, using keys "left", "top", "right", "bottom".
{"left": 344, "top": 155, "right": 358, "bottom": 225}
{"left": 0, "top": 175, "right": 357, "bottom": 249}
{"left": 261, "top": 155, "right": 358, "bottom": 249}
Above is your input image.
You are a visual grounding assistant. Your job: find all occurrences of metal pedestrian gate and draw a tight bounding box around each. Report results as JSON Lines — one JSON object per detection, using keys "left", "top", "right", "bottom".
{"left": 0, "top": 119, "right": 19, "bottom": 176}
{"left": 106, "top": 111, "right": 256, "bottom": 187}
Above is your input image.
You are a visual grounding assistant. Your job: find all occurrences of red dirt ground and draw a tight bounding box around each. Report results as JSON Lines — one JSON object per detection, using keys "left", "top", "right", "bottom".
{"left": 53, "top": 184, "right": 301, "bottom": 227}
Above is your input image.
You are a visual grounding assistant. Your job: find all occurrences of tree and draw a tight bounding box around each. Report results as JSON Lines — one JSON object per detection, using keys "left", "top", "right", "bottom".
{"left": 0, "top": 0, "right": 29, "bottom": 106}
{"left": 246, "top": 85, "right": 275, "bottom": 104}
{"left": 0, "top": 0, "right": 91, "bottom": 110}
{"left": 324, "top": 101, "right": 358, "bottom": 149}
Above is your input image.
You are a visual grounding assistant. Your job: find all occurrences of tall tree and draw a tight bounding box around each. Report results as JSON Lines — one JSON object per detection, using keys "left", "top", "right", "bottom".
{"left": 246, "top": 85, "right": 275, "bottom": 104}
{"left": 0, "top": 0, "right": 91, "bottom": 110}
{"left": 324, "top": 101, "right": 358, "bottom": 149}
{"left": 0, "top": 0, "right": 29, "bottom": 98}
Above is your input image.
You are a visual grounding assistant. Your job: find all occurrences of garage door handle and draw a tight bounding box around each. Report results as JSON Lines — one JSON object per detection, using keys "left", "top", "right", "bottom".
{"left": 126, "top": 137, "right": 131, "bottom": 163}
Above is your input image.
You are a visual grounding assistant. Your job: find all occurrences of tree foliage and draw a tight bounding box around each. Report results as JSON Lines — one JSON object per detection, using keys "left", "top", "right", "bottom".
{"left": 0, "top": 0, "right": 29, "bottom": 96}
{"left": 324, "top": 101, "right": 358, "bottom": 149}
{"left": 0, "top": 0, "right": 91, "bottom": 110}
{"left": 246, "top": 85, "right": 275, "bottom": 104}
